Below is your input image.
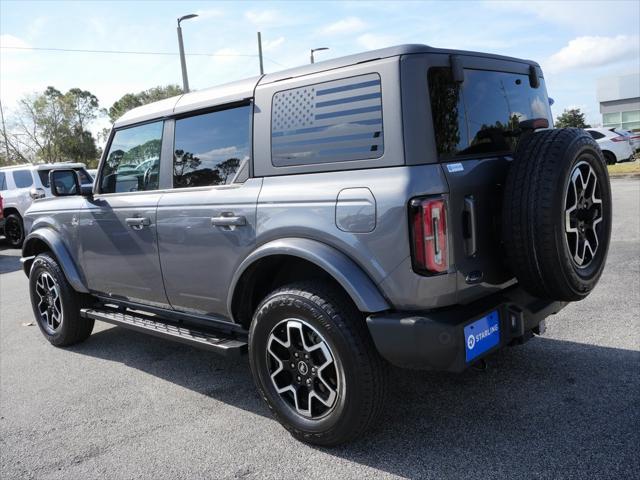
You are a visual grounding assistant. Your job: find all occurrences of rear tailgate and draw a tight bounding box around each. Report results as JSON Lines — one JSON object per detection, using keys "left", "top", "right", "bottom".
{"left": 442, "top": 157, "right": 515, "bottom": 295}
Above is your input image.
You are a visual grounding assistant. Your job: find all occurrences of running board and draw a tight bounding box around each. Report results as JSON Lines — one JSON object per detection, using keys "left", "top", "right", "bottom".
{"left": 80, "top": 308, "right": 247, "bottom": 357}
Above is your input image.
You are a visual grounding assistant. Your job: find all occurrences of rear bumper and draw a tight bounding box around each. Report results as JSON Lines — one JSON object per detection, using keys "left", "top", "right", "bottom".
{"left": 366, "top": 285, "right": 566, "bottom": 372}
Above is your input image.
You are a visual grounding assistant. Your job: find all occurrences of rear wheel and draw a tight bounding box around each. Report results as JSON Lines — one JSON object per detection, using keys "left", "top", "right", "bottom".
{"left": 4, "top": 213, "right": 24, "bottom": 248}
{"left": 249, "top": 281, "right": 388, "bottom": 446}
{"left": 29, "top": 253, "right": 94, "bottom": 346}
{"left": 602, "top": 151, "right": 616, "bottom": 165}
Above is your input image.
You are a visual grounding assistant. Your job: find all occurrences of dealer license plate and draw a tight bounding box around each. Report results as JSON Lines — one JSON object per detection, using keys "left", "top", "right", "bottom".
{"left": 464, "top": 310, "right": 500, "bottom": 362}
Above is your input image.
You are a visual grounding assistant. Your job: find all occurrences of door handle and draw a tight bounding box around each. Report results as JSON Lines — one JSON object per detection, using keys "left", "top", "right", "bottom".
{"left": 211, "top": 214, "right": 246, "bottom": 227}
{"left": 463, "top": 196, "right": 478, "bottom": 257}
{"left": 125, "top": 217, "right": 151, "bottom": 229}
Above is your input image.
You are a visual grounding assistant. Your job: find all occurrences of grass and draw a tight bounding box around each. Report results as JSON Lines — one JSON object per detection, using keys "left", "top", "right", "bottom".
{"left": 608, "top": 156, "right": 640, "bottom": 176}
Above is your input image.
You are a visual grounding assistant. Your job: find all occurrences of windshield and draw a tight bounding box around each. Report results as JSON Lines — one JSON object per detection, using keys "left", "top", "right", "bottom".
{"left": 428, "top": 67, "right": 552, "bottom": 158}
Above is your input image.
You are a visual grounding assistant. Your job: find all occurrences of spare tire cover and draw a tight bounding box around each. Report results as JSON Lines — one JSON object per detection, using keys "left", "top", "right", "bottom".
{"left": 502, "top": 128, "right": 612, "bottom": 302}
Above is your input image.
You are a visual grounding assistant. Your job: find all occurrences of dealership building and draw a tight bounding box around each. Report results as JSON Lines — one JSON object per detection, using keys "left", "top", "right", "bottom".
{"left": 596, "top": 73, "right": 640, "bottom": 131}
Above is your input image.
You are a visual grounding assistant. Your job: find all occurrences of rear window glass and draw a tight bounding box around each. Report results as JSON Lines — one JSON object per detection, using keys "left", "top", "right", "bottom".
{"left": 0, "top": 172, "right": 6, "bottom": 191}
{"left": 588, "top": 131, "right": 605, "bottom": 140}
{"left": 428, "top": 68, "right": 552, "bottom": 158}
{"left": 38, "top": 168, "right": 92, "bottom": 187}
{"left": 12, "top": 170, "right": 33, "bottom": 188}
{"left": 271, "top": 73, "right": 384, "bottom": 167}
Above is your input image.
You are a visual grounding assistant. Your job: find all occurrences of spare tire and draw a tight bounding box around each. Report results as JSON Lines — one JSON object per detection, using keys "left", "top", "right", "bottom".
{"left": 502, "top": 128, "right": 612, "bottom": 302}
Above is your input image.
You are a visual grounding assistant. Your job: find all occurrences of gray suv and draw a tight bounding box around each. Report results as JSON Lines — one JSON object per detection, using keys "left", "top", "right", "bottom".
{"left": 21, "top": 45, "right": 611, "bottom": 446}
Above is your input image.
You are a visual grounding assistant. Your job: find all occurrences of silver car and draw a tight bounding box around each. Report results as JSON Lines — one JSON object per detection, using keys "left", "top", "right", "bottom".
{"left": 0, "top": 163, "right": 92, "bottom": 247}
{"left": 20, "top": 45, "right": 612, "bottom": 445}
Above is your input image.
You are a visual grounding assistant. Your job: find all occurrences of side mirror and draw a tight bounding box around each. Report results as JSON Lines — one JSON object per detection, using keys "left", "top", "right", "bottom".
{"left": 29, "top": 187, "right": 46, "bottom": 200}
{"left": 50, "top": 169, "right": 81, "bottom": 197}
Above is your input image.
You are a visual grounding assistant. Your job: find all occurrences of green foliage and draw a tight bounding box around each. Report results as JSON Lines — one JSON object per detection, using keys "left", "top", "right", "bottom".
{"left": 555, "top": 108, "right": 591, "bottom": 129}
{"left": 107, "top": 85, "right": 183, "bottom": 122}
{"left": 1, "top": 86, "right": 100, "bottom": 166}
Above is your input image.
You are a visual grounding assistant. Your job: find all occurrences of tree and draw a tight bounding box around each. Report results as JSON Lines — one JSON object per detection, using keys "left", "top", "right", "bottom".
{"left": 107, "top": 85, "right": 183, "bottom": 122}
{"left": 0, "top": 86, "right": 101, "bottom": 166}
{"left": 555, "top": 108, "right": 591, "bottom": 128}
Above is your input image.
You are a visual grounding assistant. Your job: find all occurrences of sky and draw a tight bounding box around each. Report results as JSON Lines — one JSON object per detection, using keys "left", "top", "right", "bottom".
{"left": 1, "top": 0, "right": 639, "bottom": 137}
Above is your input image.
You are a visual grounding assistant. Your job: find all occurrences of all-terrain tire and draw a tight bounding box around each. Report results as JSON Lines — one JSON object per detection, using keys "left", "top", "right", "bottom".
{"left": 248, "top": 281, "right": 388, "bottom": 446}
{"left": 503, "top": 128, "right": 612, "bottom": 301}
{"left": 29, "top": 253, "right": 94, "bottom": 346}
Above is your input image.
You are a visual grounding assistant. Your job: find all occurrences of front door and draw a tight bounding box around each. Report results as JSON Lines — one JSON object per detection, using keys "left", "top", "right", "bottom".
{"left": 80, "top": 120, "right": 169, "bottom": 307}
{"left": 156, "top": 104, "right": 259, "bottom": 318}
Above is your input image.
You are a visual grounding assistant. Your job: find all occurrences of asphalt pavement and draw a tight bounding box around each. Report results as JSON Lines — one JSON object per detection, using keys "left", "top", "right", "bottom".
{"left": 0, "top": 178, "right": 638, "bottom": 479}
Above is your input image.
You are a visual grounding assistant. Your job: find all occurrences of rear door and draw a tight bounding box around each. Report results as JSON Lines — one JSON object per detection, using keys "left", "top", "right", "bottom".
{"left": 156, "top": 103, "right": 261, "bottom": 319}
{"left": 427, "top": 62, "right": 553, "bottom": 289}
{"left": 80, "top": 120, "right": 168, "bottom": 307}
{"left": 9, "top": 169, "right": 35, "bottom": 216}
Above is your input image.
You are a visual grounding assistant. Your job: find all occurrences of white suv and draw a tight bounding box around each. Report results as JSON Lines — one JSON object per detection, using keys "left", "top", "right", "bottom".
{"left": 0, "top": 163, "right": 92, "bottom": 247}
{"left": 586, "top": 128, "right": 634, "bottom": 164}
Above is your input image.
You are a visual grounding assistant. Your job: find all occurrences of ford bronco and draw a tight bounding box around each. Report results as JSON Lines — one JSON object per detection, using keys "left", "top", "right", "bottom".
{"left": 21, "top": 45, "right": 611, "bottom": 446}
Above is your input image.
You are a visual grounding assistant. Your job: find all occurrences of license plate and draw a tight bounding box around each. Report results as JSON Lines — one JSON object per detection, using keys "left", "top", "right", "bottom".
{"left": 464, "top": 310, "right": 500, "bottom": 362}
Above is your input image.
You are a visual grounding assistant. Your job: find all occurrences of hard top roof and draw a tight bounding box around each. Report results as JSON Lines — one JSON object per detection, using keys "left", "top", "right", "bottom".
{"left": 0, "top": 162, "right": 87, "bottom": 171}
{"left": 114, "top": 44, "right": 539, "bottom": 128}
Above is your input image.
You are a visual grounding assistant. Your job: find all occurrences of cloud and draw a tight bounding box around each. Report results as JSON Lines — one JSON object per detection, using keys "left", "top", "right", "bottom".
{"left": 319, "top": 17, "right": 366, "bottom": 36}
{"left": 356, "top": 33, "right": 397, "bottom": 50}
{"left": 0, "top": 34, "right": 30, "bottom": 49}
{"left": 546, "top": 35, "right": 640, "bottom": 73}
{"left": 194, "top": 8, "right": 224, "bottom": 20}
{"left": 263, "top": 36, "right": 285, "bottom": 52}
{"left": 245, "top": 9, "right": 282, "bottom": 26}
{"left": 200, "top": 146, "right": 238, "bottom": 160}
{"left": 483, "top": 0, "right": 638, "bottom": 33}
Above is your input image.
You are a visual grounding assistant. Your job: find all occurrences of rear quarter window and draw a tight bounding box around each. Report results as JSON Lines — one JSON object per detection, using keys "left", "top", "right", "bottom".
{"left": 0, "top": 172, "right": 6, "bottom": 191}
{"left": 428, "top": 67, "right": 552, "bottom": 158}
{"left": 12, "top": 170, "right": 34, "bottom": 188}
{"left": 271, "top": 73, "right": 384, "bottom": 167}
{"left": 588, "top": 131, "right": 605, "bottom": 140}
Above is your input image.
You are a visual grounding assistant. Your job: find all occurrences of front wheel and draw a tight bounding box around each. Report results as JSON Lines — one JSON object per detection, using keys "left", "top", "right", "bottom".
{"left": 29, "top": 253, "right": 94, "bottom": 346}
{"left": 249, "top": 281, "right": 388, "bottom": 446}
{"left": 4, "top": 213, "right": 24, "bottom": 248}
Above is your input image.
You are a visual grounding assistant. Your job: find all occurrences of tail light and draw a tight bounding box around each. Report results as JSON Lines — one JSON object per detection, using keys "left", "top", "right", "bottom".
{"left": 410, "top": 197, "right": 449, "bottom": 274}
{"left": 611, "top": 135, "right": 628, "bottom": 143}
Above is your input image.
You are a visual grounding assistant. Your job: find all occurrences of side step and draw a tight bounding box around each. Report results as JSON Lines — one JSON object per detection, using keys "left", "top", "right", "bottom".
{"left": 80, "top": 308, "right": 247, "bottom": 357}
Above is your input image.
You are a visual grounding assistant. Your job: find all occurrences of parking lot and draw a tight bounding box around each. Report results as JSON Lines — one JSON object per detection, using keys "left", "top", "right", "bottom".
{"left": 0, "top": 177, "right": 638, "bottom": 480}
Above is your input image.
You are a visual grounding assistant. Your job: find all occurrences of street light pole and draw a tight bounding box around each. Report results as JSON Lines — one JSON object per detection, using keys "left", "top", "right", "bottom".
{"left": 310, "top": 47, "right": 329, "bottom": 64}
{"left": 257, "top": 32, "right": 264, "bottom": 75}
{"left": 177, "top": 14, "right": 198, "bottom": 93}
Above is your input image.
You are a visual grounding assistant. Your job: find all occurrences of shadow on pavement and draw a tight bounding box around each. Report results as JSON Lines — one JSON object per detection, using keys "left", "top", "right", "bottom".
{"left": 70, "top": 326, "right": 640, "bottom": 478}
{"left": 0, "top": 239, "right": 23, "bottom": 274}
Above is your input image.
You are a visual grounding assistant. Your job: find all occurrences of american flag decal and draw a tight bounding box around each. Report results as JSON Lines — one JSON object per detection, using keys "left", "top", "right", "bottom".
{"left": 271, "top": 73, "right": 384, "bottom": 166}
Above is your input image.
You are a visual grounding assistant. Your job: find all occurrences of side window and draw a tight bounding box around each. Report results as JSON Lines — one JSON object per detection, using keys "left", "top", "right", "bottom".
{"left": 100, "top": 121, "right": 163, "bottom": 194}
{"left": 173, "top": 105, "right": 251, "bottom": 188}
{"left": 37, "top": 170, "right": 51, "bottom": 187}
{"left": 12, "top": 170, "right": 34, "bottom": 188}
{"left": 0, "top": 172, "right": 6, "bottom": 191}
{"left": 588, "top": 130, "right": 605, "bottom": 140}
{"left": 271, "top": 73, "right": 384, "bottom": 167}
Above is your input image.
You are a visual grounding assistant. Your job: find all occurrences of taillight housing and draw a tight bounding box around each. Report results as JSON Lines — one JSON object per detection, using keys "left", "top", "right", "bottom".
{"left": 611, "top": 135, "right": 627, "bottom": 143}
{"left": 409, "top": 196, "right": 449, "bottom": 275}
